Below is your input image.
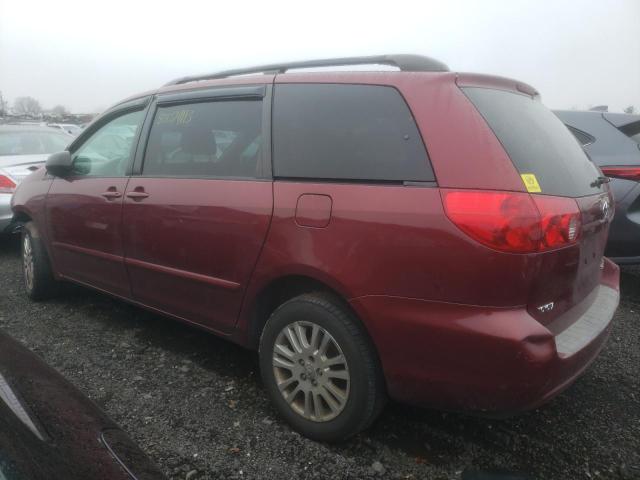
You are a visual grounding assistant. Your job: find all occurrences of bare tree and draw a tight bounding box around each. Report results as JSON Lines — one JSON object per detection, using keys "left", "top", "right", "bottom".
{"left": 0, "top": 91, "right": 6, "bottom": 116}
{"left": 624, "top": 105, "right": 636, "bottom": 114}
{"left": 13, "top": 96, "right": 42, "bottom": 117}
{"left": 51, "top": 105, "right": 69, "bottom": 116}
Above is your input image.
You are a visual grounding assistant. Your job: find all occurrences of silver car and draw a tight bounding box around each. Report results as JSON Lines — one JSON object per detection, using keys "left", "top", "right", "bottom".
{"left": 0, "top": 125, "right": 71, "bottom": 232}
{"left": 48, "top": 123, "right": 83, "bottom": 136}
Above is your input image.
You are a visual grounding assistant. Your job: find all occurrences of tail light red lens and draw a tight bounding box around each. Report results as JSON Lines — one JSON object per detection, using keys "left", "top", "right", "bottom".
{"left": 600, "top": 166, "right": 640, "bottom": 182}
{"left": 532, "top": 195, "right": 582, "bottom": 249}
{"left": 0, "top": 175, "right": 17, "bottom": 194}
{"left": 442, "top": 190, "right": 581, "bottom": 253}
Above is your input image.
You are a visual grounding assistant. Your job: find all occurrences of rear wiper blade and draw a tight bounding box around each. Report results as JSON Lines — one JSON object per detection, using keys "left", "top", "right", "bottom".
{"left": 591, "top": 176, "right": 611, "bottom": 188}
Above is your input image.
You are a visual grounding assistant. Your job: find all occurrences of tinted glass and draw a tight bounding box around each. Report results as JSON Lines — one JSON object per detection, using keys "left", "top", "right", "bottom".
{"left": 464, "top": 88, "right": 604, "bottom": 197}
{"left": 566, "top": 126, "right": 595, "bottom": 146}
{"left": 273, "top": 84, "right": 433, "bottom": 182}
{"left": 71, "top": 110, "right": 144, "bottom": 177}
{"left": 0, "top": 131, "right": 70, "bottom": 155}
{"left": 143, "top": 100, "right": 262, "bottom": 178}
{"left": 619, "top": 120, "right": 640, "bottom": 145}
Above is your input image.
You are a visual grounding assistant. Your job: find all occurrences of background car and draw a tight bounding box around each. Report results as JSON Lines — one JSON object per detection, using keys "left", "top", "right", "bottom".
{"left": 47, "top": 123, "right": 83, "bottom": 136}
{"left": 0, "top": 329, "right": 166, "bottom": 480}
{"left": 555, "top": 110, "right": 640, "bottom": 263}
{"left": 0, "top": 125, "right": 71, "bottom": 233}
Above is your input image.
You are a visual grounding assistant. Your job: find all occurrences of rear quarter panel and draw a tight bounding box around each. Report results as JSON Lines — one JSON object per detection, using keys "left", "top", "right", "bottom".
{"left": 239, "top": 182, "right": 539, "bottom": 336}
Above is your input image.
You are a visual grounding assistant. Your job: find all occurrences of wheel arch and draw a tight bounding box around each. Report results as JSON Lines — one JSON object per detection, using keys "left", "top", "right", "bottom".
{"left": 243, "top": 274, "right": 367, "bottom": 351}
{"left": 14, "top": 209, "right": 57, "bottom": 276}
{"left": 10, "top": 208, "right": 33, "bottom": 232}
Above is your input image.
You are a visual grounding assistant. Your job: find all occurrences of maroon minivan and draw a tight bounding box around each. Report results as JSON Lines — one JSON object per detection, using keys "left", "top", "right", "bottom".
{"left": 11, "top": 55, "right": 620, "bottom": 441}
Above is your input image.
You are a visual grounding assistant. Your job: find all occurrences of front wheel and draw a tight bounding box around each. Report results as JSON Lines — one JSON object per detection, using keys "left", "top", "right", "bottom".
{"left": 259, "top": 292, "right": 385, "bottom": 442}
{"left": 21, "top": 222, "right": 59, "bottom": 300}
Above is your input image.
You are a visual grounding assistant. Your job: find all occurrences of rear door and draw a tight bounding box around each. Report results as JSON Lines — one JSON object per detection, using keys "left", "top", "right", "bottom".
{"left": 46, "top": 101, "right": 148, "bottom": 297}
{"left": 121, "top": 86, "right": 273, "bottom": 333}
{"left": 462, "top": 87, "right": 612, "bottom": 324}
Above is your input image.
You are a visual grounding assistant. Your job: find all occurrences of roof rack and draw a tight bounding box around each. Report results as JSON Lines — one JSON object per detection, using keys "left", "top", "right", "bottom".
{"left": 164, "top": 54, "right": 449, "bottom": 86}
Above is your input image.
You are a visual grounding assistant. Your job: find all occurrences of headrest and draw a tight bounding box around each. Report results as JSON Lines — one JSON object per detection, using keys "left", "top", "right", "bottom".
{"left": 181, "top": 122, "right": 217, "bottom": 156}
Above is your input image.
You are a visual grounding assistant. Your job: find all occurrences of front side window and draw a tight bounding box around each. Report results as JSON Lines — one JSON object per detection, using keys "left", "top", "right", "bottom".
{"left": 272, "top": 84, "right": 434, "bottom": 182}
{"left": 71, "top": 110, "right": 144, "bottom": 177}
{"left": 142, "top": 100, "right": 263, "bottom": 178}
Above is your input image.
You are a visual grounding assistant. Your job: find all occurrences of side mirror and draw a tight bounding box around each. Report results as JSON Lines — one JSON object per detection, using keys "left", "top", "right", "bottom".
{"left": 45, "top": 151, "right": 73, "bottom": 177}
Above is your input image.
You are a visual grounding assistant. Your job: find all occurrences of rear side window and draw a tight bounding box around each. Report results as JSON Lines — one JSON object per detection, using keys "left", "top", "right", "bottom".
{"left": 566, "top": 126, "right": 595, "bottom": 147}
{"left": 619, "top": 120, "right": 640, "bottom": 146}
{"left": 464, "top": 88, "right": 604, "bottom": 197}
{"left": 142, "top": 100, "right": 262, "bottom": 178}
{"left": 273, "top": 84, "right": 433, "bottom": 182}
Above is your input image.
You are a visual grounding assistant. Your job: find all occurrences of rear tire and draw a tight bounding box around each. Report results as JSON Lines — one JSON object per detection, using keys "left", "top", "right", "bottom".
{"left": 259, "top": 292, "right": 385, "bottom": 442}
{"left": 21, "top": 222, "right": 58, "bottom": 300}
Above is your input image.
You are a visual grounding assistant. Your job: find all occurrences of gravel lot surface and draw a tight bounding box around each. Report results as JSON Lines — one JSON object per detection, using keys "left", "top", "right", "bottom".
{"left": 0, "top": 235, "right": 638, "bottom": 480}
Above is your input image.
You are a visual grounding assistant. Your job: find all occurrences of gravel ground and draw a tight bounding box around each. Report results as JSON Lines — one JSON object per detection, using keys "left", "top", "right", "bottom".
{"left": 0, "top": 235, "right": 638, "bottom": 480}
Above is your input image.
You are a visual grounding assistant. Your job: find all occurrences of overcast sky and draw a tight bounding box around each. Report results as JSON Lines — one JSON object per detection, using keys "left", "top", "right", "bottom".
{"left": 1, "top": 0, "right": 638, "bottom": 113}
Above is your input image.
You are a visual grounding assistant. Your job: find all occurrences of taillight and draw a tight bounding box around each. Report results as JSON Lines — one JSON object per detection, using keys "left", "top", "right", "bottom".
{"left": 0, "top": 175, "right": 16, "bottom": 194}
{"left": 442, "top": 190, "right": 581, "bottom": 253}
{"left": 532, "top": 195, "right": 582, "bottom": 249}
{"left": 600, "top": 166, "right": 640, "bottom": 182}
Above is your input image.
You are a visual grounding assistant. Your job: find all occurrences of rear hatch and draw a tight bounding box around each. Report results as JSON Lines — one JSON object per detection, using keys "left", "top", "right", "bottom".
{"left": 461, "top": 86, "right": 612, "bottom": 326}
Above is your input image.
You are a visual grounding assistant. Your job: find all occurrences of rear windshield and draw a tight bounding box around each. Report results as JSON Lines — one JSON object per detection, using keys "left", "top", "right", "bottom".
{"left": 463, "top": 88, "right": 604, "bottom": 197}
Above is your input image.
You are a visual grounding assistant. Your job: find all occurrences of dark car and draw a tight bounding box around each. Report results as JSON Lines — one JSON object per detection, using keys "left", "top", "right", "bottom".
{"left": 555, "top": 110, "right": 640, "bottom": 264}
{"left": 0, "top": 330, "right": 166, "bottom": 480}
{"left": 11, "top": 55, "right": 620, "bottom": 442}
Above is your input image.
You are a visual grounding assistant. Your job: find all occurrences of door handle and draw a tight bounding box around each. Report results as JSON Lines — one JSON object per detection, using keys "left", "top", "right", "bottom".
{"left": 126, "top": 191, "right": 149, "bottom": 200}
{"left": 101, "top": 190, "right": 122, "bottom": 200}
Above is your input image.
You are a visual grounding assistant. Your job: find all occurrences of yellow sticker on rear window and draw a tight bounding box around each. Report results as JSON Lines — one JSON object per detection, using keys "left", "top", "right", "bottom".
{"left": 520, "top": 173, "right": 541, "bottom": 193}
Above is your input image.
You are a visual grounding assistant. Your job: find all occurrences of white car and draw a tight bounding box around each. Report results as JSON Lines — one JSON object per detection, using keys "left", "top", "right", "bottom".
{"left": 0, "top": 125, "right": 72, "bottom": 232}
{"left": 47, "top": 123, "right": 83, "bottom": 136}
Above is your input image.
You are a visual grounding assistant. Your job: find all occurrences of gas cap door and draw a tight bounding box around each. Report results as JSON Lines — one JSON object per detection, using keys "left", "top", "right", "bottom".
{"left": 295, "top": 194, "right": 332, "bottom": 228}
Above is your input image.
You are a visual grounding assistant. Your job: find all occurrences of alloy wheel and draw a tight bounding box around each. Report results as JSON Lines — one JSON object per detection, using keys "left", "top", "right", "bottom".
{"left": 272, "top": 321, "right": 350, "bottom": 422}
{"left": 23, "top": 234, "right": 34, "bottom": 292}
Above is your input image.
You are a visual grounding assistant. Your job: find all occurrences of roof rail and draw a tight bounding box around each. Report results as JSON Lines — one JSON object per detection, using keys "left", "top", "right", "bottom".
{"left": 164, "top": 54, "right": 449, "bottom": 86}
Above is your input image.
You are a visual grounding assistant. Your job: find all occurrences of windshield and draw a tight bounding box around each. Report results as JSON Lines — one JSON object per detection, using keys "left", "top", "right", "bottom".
{"left": 0, "top": 131, "right": 70, "bottom": 156}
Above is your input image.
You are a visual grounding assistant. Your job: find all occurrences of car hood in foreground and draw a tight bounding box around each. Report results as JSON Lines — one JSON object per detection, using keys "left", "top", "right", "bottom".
{"left": 0, "top": 330, "right": 166, "bottom": 480}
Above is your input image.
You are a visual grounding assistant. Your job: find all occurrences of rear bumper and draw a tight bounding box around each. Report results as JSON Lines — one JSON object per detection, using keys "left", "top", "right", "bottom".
{"left": 350, "top": 258, "right": 620, "bottom": 413}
